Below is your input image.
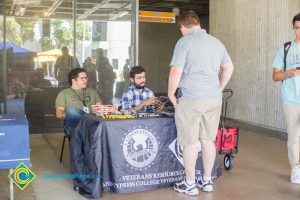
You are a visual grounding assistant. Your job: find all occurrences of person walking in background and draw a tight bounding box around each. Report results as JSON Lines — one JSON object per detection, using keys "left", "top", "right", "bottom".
{"left": 123, "top": 59, "right": 131, "bottom": 90}
{"left": 83, "top": 57, "right": 97, "bottom": 90}
{"left": 272, "top": 13, "right": 300, "bottom": 184}
{"left": 54, "top": 46, "right": 80, "bottom": 86}
{"left": 168, "top": 10, "right": 234, "bottom": 196}
{"left": 96, "top": 48, "right": 115, "bottom": 104}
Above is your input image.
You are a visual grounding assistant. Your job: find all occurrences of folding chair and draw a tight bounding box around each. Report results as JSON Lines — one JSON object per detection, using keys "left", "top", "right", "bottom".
{"left": 59, "top": 122, "right": 72, "bottom": 163}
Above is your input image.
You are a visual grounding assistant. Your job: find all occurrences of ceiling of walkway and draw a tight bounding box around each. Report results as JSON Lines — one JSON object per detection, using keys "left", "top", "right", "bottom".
{"left": 140, "top": 0, "right": 209, "bottom": 17}
{"left": 0, "top": 0, "right": 208, "bottom": 21}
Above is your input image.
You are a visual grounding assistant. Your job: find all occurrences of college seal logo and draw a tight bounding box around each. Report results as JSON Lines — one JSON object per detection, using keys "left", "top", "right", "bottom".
{"left": 169, "top": 139, "right": 202, "bottom": 166}
{"left": 123, "top": 128, "right": 158, "bottom": 169}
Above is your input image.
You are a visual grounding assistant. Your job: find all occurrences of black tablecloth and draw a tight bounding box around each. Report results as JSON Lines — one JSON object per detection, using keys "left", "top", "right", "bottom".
{"left": 71, "top": 114, "right": 222, "bottom": 198}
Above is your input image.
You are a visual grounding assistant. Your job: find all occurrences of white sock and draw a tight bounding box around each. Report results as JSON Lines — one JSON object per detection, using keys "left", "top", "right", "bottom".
{"left": 186, "top": 179, "right": 195, "bottom": 185}
{"left": 203, "top": 175, "right": 211, "bottom": 182}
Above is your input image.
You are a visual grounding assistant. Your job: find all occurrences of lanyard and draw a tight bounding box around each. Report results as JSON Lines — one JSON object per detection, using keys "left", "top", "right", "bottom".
{"left": 71, "top": 89, "right": 86, "bottom": 106}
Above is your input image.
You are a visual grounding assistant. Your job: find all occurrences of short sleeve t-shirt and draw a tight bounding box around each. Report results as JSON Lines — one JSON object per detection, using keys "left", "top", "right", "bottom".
{"left": 170, "top": 28, "right": 232, "bottom": 100}
{"left": 272, "top": 41, "right": 300, "bottom": 105}
{"left": 55, "top": 88, "right": 101, "bottom": 112}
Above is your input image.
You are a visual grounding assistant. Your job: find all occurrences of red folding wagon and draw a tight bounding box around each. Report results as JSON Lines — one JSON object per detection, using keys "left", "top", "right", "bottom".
{"left": 216, "top": 89, "right": 239, "bottom": 171}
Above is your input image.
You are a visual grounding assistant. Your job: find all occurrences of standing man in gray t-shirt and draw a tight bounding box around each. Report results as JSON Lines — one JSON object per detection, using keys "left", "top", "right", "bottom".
{"left": 168, "top": 10, "right": 234, "bottom": 196}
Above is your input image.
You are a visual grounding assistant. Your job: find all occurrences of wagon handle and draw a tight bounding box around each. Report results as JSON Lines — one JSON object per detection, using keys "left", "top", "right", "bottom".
{"left": 222, "top": 89, "right": 233, "bottom": 101}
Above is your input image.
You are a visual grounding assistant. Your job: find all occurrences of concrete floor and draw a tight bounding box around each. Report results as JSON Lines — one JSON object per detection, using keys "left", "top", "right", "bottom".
{"left": 1, "top": 122, "right": 300, "bottom": 200}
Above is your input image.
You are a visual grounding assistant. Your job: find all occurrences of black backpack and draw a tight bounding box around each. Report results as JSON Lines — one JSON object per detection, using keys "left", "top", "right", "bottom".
{"left": 283, "top": 41, "right": 291, "bottom": 72}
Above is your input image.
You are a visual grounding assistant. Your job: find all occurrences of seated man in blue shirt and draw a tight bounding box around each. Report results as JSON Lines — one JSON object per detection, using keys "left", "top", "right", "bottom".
{"left": 121, "top": 66, "right": 158, "bottom": 112}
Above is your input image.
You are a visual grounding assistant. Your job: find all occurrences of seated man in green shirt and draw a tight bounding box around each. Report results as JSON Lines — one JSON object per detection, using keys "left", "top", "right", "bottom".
{"left": 55, "top": 67, "right": 102, "bottom": 135}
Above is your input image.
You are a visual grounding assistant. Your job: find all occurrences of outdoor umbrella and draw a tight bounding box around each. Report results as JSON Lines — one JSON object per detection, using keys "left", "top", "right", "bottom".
{"left": 33, "top": 49, "right": 62, "bottom": 63}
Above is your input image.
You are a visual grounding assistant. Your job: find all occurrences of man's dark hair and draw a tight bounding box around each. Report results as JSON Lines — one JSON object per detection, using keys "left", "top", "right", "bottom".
{"left": 130, "top": 66, "right": 145, "bottom": 79}
{"left": 178, "top": 10, "right": 200, "bottom": 28}
{"left": 68, "top": 68, "right": 86, "bottom": 86}
{"left": 293, "top": 13, "right": 300, "bottom": 26}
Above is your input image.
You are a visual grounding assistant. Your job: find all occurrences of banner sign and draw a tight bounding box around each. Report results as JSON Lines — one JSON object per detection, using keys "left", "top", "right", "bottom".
{"left": 139, "top": 11, "right": 176, "bottom": 23}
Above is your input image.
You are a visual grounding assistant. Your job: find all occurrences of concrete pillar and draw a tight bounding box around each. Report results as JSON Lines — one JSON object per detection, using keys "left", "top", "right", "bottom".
{"left": 210, "top": 0, "right": 300, "bottom": 130}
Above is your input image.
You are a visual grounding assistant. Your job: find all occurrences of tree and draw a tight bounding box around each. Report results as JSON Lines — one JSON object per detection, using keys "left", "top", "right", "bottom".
{"left": 0, "top": 18, "right": 23, "bottom": 45}
{"left": 15, "top": 18, "right": 38, "bottom": 43}
{"left": 0, "top": 17, "right": 92, "bottom": 49}
{"left": 0, "top": 17, "right": 37, "bottom": 46}
{"left": 51, "top": 20, "right": 73, "bottom": 48}
{"left": 76, "top": 21, "right": 92, "bottom": 41}
{"left": 41, "top": 37, "right": 54, "bottom": 51}
{"left": 50, "top": 19, "right": 92, "bottom": 48}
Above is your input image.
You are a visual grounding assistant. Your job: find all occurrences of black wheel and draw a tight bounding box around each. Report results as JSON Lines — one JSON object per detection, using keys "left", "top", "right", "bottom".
{"left": 224, "top": 154, "right": 233, "bottom": 171}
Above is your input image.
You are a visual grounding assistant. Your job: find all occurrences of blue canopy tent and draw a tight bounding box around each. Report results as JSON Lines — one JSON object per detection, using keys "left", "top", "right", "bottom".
{"left": 0, "top": 42, "right": 37, "bottom": 70}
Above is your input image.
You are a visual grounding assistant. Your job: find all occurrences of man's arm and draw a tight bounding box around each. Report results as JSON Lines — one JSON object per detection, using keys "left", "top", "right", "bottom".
{"left": 122, "top": 92, "right": 156, "bottom": 112}
{"left": 168, "top": 66, "right": 183, "bottom": 107}
{"left": 219, "top": 62, "right": 234, "bottom": 90}
{"left": 56, "top": 107, "right": 65, "bottom": 119}
{"left": 129, "top": 97, "right": 156, "bottom": 112}
{"left": 55, "top": 91, "right": 66, "bottom": 119}
{"left": 272, "top": 68, "right": 300, "bottom": 81}
{"left": 91, "top": 92, "right": 103, "bottom": 113}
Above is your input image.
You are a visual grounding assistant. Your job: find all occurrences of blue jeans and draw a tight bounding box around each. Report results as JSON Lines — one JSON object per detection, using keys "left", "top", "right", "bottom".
{"left": 64, "top": 108, "right": 86, "bottom": 136}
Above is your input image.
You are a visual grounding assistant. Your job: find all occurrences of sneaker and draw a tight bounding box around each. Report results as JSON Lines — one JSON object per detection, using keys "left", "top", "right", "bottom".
{"left": 174, "top": 179, "right": 199, "bottom": 196}
{"left": 196, "top": 176, "right": 213, "bottom": 192}
{"left": 291, "top": 167, "right": 300, "bottom": 184}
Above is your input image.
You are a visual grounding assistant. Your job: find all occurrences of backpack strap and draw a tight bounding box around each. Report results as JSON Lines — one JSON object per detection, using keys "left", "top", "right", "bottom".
{"left": 283, "top": 41, "right": 291, "bottom": 72}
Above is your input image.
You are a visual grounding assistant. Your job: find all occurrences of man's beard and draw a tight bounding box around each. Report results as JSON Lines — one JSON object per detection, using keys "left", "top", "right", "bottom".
{"left": 134, "top": 83, "right": 145, "bottom": 90}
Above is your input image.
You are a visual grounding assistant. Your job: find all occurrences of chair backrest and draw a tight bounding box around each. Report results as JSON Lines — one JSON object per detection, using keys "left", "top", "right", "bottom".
{"left": 24, "top": 87, "right": 64, "bottom": 131}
